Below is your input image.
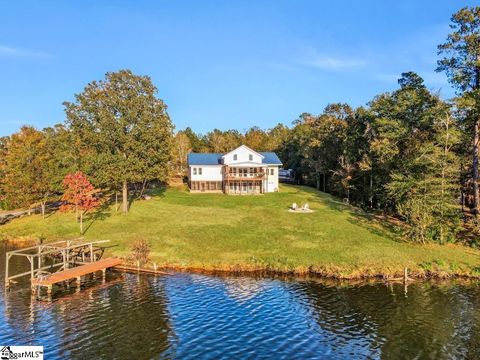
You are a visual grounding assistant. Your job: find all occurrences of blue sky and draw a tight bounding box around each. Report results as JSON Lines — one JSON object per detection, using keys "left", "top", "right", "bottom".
{"left": 0, "top": 1, "right": 477, "bottom": 136}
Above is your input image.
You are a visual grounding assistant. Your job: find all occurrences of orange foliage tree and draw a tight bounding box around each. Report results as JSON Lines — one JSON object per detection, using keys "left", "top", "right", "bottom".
{"left": 60, "top": 171, "right": 100, "bottom": 234}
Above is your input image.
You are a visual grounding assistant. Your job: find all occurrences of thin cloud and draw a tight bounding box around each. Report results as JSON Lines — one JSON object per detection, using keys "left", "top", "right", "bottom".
{"left": 305, "top": 55, "right": 367, "bottom": 70}
{"left": 0, "top": 44, "right": 52, "bottom": 59}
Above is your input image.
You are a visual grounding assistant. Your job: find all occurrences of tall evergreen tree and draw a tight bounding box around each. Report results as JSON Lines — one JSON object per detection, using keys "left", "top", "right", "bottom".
{"left": 387, "top": 112, "right": 461, "bottom": 243}
{"left": 437, "top": 6, "right": 480, "bottom": 214}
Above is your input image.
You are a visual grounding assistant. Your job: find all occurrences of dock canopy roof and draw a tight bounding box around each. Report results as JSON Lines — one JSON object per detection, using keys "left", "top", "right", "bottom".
{"left": 188, "top": 152, "right": 282, "bottom": 165}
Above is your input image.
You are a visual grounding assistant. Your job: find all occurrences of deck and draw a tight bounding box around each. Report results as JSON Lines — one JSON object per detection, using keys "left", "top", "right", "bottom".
{"left": 31, "top": 257, "right": 122, "bottom": 293}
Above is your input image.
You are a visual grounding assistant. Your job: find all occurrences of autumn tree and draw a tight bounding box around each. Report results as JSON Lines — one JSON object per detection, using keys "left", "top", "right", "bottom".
{"left": 0, "top": 136, "right": 8, "bottom": 209}
{"left": 244, "top": 126, "right": 270, "bottom": 151}
{"left": 64, "top": 70, "right": 173, "bottom": 214}
{"left": 61, "top": 171, "right": 100, "bottom": 234}
{"left": 437, "top": 6, "right": 480, "bottom": 214}
{"left": 266, "top": 124, "right": 290, "bottom": 152}
{"left": 2, "top": 126, "right": 65, "bottom": 217}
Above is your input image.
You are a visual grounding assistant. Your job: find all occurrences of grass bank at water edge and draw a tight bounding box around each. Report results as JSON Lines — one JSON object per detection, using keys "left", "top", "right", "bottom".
{"left": 1, "top": 184, "right": 480, "bottom": 279}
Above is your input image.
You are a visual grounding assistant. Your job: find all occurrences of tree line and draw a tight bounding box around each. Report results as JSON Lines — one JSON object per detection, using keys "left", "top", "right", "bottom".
{"left": 0, "top": 70, "right": 173, "bottom": 216}
{"left": 1, "top": 7, "right": 479, "bottom": 245}
{"left": 172, "top": 72, "right": 463, "bottom": 244}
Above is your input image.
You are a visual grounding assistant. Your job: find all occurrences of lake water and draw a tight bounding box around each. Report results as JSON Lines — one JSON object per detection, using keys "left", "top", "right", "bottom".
{"left": 1, "top": 241, "right": 480, "bottom": 359}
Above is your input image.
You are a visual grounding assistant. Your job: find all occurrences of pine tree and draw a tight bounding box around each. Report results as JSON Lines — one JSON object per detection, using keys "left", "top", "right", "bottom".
{"left": 437, "top": 6, "right": 480, "bottom": 215}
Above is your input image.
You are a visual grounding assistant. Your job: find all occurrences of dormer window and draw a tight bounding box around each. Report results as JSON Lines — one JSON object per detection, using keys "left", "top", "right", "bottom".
{"left": 233, "top": 154, "right": 237, "bottom": 160}
{"left": 249, "top": 154, "right": 253, "bottom": 161}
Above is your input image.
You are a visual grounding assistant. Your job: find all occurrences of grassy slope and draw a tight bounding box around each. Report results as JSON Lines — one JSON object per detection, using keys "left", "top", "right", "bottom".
{"left": 1, "top": 184, "right": 480, "bottom": 278}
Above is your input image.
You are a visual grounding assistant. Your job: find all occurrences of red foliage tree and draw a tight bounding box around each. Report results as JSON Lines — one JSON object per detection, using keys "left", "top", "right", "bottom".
{"left": 61, "top": 171, "right": 100, "bottom": 234}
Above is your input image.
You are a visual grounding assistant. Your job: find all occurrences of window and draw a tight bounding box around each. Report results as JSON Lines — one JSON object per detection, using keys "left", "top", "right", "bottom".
{"left": 198, "top": 168, "right": 202, "bottom": 175}
{"left": 270, "top": 168, "right": 274, "bottom": 175}
{"left": 249, "top": 154, "right": 253, "bottom": 161}
{"left": 193, "top": 168, "right": 197, "bottom": 175}
{"left": 233, "top": 154, "right": 237, "bottom": 160}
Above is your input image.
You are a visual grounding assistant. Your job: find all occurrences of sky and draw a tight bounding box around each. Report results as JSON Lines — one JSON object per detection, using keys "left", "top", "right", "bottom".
{"left": 0, "top": 0, "right": 478, "bottom": 137}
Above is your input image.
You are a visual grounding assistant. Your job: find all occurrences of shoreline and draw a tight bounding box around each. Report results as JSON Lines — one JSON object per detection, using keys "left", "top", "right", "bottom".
{"left": 2, "top": 238, "right": 480, "bottom": 281}
{"left": 119, "top": 261, "right": 480, "bottom": 281}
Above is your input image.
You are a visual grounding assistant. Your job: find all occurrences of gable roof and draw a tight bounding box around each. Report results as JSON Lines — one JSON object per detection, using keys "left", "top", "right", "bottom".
{"left": 187, "top": 153, "right": 223, "bottom": 165}
{"left": 222, "top": 145, "right": 264, "bottom": 159}
{"left": 187, "top": 151, "right": 282, "bottom": 165}
{"left": 260, "top": 152, "right": 282, "bottom": 165}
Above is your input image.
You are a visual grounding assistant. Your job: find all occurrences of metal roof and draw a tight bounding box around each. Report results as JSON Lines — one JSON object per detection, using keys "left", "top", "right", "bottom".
{"left": 187, "top": 151, "right": 282, "bottom": 165}
{"left": 259, "top": 152, "right": 282, "bottom": 165}
{"left": 187, "top": 153, "right": 223, "bottom": 165}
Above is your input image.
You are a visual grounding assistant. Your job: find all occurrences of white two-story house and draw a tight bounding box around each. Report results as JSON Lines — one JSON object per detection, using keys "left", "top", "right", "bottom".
{"left": 187, "top": 145, "right": 282, "bottom": 194}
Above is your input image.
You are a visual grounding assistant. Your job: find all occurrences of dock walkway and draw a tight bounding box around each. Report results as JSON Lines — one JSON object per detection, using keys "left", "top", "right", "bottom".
{"left": 31, "top": 257, "right": 122, "bottom": 294}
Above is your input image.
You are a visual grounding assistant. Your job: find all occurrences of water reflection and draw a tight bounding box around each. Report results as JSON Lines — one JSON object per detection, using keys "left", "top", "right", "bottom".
{"left": 2, "top": 241, "right": 480, "bottom": 359}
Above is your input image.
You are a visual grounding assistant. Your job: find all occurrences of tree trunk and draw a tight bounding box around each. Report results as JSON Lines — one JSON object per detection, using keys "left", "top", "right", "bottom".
{"left": 80, "top": 211, "right": 83, "bottom": 235}
{"left": 122, "top": 180, "right": 128, "bottom": 214}
{"left": 41, "top": 202, "right": 46, "bottom": 219}
{"left": 139, "top": 179, "right": 148, "bottom": 199}
{"left": 115, "top": 191, "right": 118, "bottom": 212}
{"left": 369, "top": 172, "right": 373, "bottom": 209}
{"left": 474, "top": 118, "right": 479, "bottom": 216}
{"left": 323, "top": 173, "right": 326, "bottom": 192}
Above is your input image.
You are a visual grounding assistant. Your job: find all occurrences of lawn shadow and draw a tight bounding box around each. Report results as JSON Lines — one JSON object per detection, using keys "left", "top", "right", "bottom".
{"left": 127, "top": 185, "right": 167, "bottom": 212}
{"left": 44, "top": 210, "right": 57, "bottom": 219}
{"left": 346, "top": 212, "right": 402, "bottom": 243}
{"left": 288, "top": 184, "right": 402, "bottom": 243}
{"left": 82, "top": 199, "right": 113, "bottom": 234}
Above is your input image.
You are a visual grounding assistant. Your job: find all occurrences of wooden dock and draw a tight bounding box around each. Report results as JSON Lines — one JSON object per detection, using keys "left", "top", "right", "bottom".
{"left": 5, "top": 239, "right": 110, "bottom": 289}
{"left": 31, "top": 257, "right": 122, "bottom": 295}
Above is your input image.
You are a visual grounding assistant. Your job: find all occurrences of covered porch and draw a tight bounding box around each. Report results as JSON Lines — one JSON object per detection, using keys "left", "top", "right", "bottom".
{"left": 223, "top": 165, "right": 266, "bottom": 194}
{"left": 225, "top": 179, "right": 264, "bottom": 194}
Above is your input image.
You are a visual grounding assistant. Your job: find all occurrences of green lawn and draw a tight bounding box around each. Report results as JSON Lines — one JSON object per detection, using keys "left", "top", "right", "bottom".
{"left": 1, "top": 184, "right": 480, "bottom": 278}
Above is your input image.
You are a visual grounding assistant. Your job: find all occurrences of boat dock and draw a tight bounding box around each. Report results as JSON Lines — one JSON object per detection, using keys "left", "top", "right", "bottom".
{"left": 4, "top": 239, "right": 121, "bottom": 297}
{"left": 31, "top": 257, "right": 122, "bottom": 295}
